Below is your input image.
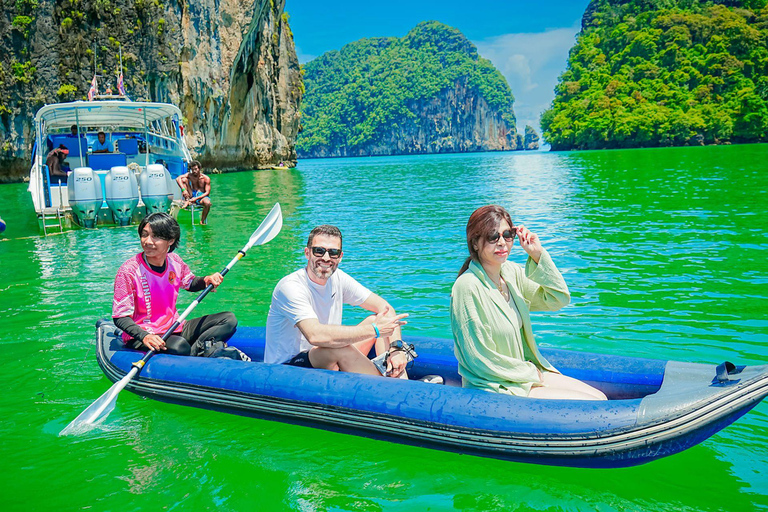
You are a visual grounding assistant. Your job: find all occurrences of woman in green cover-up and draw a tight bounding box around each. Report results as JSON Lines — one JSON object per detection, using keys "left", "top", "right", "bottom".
{"left": 450, "top": 205, "right": 606, "bottom": 400}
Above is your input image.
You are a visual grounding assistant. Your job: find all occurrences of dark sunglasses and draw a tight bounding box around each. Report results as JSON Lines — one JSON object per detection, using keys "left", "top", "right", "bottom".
{"left": 487, "top": 229, "right": 516, "bottom": 244}
{"left": 311, "top": 246, "right": 342, "bottom": 258}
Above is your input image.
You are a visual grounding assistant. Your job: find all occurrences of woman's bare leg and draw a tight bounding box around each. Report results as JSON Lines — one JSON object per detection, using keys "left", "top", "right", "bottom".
{"left": 528, "top": 372, "right": 608, "bottom": 400}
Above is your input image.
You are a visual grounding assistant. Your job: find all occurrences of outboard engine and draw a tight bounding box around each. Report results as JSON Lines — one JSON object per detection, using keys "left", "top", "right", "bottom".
{"left": 139, "top": 164, "right": 173, "bottom": 214}
{"left": 67, "top": 167, "right": 103, "bottom": 228}
{"left": 104, "top": 166, "right": 139, "bottom": 226}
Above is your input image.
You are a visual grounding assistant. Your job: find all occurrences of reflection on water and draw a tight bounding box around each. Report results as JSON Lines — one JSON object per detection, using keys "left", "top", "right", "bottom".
{"left": 1, "top": 145, "right": 767, "bottom": 511}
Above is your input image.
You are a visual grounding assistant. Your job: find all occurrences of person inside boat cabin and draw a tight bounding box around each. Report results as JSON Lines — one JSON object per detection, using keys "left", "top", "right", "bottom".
{"left": 92, "top": 131, "right": 111, "bottom": 153}
{"left": 46, "top": 144, "right": 70, "bottom": 184}
{"left": 451, "top": 205, "right": 607, "bottom": 400}
{"left": 265, "top": 224, "right": 411, "bottom": 377}
{"left": 112, "top": 212, "right": 249, "bottom": 361}
{"left": 176, "top": 160, "right": 212, "bottom": 225}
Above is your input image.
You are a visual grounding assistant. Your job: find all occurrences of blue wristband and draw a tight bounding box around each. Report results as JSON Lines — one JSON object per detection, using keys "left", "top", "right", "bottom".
{"left": 372, "top": 323, "right": 380, "bottom": 338}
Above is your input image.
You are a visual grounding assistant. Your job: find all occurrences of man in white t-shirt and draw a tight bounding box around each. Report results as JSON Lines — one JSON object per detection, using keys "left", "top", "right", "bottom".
{"left": 265, "top": 225, "right": 409, "bottom": 377}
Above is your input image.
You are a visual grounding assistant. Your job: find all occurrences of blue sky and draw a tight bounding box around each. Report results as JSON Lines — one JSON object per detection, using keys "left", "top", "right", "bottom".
{"left": 285, "top": 0, "right": 592, "bottom": 134}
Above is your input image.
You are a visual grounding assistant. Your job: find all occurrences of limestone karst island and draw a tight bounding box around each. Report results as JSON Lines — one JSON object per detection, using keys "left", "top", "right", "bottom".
{"left": 2, "top": 0, "right": 766, "bottom": 181}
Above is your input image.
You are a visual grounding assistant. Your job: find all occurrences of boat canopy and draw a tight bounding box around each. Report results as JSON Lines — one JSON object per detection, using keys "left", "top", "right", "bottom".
{"left": 35, "top": 100, "right": 183, "bottom": 131}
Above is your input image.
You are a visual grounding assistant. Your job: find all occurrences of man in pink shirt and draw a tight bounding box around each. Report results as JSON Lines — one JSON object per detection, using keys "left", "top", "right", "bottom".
{"left": 112, "top": 212, "right": 247, "bottom": 360}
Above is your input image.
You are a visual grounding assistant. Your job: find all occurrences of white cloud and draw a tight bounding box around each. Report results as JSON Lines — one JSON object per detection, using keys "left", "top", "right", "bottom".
{"left": 473, "top": 22, "right": 580, "bottom": 135}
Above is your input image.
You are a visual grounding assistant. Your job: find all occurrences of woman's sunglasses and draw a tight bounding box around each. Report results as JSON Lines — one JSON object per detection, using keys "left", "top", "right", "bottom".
{"left": 487, "top": 229, "right": 516, "bottom": 244}
{"left": 311, "top": 246, "right": 342, "bottom": 259}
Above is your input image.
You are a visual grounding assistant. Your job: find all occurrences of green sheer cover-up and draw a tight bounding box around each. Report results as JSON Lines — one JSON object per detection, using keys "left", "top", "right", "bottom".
{"left": 450, "top": 249, "right": 571, "bottom": 396}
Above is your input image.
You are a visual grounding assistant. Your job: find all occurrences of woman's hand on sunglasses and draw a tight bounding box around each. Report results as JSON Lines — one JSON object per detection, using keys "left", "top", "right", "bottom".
{"left": 516, "top": 225, "right": 542, "bottom": 264}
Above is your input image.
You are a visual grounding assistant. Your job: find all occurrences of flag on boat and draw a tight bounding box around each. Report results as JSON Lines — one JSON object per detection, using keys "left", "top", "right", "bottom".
{"left": 87, "top": 75, "right": 98, "bottom": 101}
{"left": 117, "top": 73, "right": 126, "bottom": 96}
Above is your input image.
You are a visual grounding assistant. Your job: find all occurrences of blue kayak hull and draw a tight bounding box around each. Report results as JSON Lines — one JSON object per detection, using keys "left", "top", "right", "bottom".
{"left": 95, "top": 322, "right": 768, "bottom": 468}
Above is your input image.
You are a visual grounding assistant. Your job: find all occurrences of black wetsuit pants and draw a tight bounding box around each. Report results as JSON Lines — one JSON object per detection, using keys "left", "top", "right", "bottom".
{"left": 128, "top": 312, "right": 237, "bottom": 356}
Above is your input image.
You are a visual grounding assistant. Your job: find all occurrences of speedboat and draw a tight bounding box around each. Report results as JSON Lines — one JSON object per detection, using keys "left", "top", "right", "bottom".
{"left": 28, "top": 97, "right": 192, "bottom": 234}
{"left": 94, "top": 320, "right": 768, "bottom": 468}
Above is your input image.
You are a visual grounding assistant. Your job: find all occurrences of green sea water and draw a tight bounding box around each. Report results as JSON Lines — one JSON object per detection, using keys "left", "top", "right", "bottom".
{"left": 1, "top": 145, "right": 767, "bottom": 511}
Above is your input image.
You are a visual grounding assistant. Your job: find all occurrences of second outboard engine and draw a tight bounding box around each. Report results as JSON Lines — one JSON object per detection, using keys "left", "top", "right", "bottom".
{"left": 104, "top": 166, "right": 139, "bottom": 226}
{"left": 67, "top": 167, "right": 103, "bottom": 228}
{"left": 139, "top": 164, "right": 173, "bottom": 214}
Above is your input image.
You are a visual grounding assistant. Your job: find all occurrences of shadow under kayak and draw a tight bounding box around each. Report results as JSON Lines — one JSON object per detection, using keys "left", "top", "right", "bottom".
{"left": 95, "top": 320, "right": 768, "bottom": 468}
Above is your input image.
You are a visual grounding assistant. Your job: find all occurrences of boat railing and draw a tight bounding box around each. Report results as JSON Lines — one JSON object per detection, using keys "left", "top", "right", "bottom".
{"left": 147, "top": 132, "right": 182, "bottom": 153}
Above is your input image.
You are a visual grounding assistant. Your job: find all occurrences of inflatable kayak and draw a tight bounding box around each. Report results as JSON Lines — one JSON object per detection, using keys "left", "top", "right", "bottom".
{"left": 95, "top": 320, "right": 768, "bottom": 468}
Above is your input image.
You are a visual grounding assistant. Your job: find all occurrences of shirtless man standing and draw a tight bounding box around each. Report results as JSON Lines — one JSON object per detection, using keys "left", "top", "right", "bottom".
{"left": 175, "top": 160, "right": 212, "bottom": 225}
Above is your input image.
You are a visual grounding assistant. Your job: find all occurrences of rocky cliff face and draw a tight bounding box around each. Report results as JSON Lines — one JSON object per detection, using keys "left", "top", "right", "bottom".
{"left": 297, "top": 22, "right": 524, "bottom": 159}
{"left": 524, "top": 125, "right": 540, "bottom": 150}
{"left": 305, "top": 77, "right": 520, "bottom": 158}
{"left": 0, "top": 0, "right": 301, "bottom": 181}
{"left": 179, "top": 0, "right": 301, "bottom": 169}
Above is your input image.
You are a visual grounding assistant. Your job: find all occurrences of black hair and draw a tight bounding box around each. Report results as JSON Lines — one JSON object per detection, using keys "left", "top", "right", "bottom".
{"left": 138, "top": 212, "right": 181, "bottom": 252}
{"left": 307, "top": 225, "right": 342, "bottom": 248}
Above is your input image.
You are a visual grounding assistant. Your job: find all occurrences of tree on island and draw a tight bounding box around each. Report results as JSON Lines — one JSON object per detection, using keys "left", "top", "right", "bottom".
{"left": 541, "top": 0, "right": 768, "bottom": 150}
{"left": 297, "top": 21, "right": 527, "bottom": 158}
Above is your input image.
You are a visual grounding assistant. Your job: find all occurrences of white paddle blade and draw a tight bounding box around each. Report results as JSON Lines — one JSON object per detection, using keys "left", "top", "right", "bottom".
{"left": 245, "top": 203, "right": 283, "bottom": 251}
{"left": 59, "top": 371, "right": 134, "bottom": 436}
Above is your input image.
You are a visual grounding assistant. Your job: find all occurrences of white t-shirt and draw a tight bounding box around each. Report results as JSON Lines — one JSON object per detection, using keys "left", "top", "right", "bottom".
{"left": 265, "top": 268, "right": 371, "bottom": 364}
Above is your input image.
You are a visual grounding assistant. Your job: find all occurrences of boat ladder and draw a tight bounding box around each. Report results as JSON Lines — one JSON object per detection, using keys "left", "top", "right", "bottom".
{"left": 42, "top": 209, "right": 64, "bottom": 236}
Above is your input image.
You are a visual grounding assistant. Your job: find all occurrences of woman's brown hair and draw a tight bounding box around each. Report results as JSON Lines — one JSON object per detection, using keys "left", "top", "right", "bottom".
{"left": 458, "top": 205, "right": 514, "bottom": 277}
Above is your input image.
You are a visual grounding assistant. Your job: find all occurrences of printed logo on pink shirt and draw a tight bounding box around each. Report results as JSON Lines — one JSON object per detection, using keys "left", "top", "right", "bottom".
{"left": 168, "top": 271, "right": 176, "bottom": 284}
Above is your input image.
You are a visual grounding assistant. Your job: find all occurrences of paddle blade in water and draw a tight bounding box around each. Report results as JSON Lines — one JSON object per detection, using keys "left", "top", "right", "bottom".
{"left": 59, "top": 371, "right": 133, "bottom": 436}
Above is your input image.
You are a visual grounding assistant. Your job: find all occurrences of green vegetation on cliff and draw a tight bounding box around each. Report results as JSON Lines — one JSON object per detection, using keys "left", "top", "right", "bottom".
{"left": 541, "top": 0, "right": 768, "bottom": 150}
{"left": 1, "top": 0, "right": 301, "bottom": 179}
{"left": 0, "top": 0, "right": 181, "bottom": 173}
{"left": 297, "top": 21, "right": 516, "bottom": 156}
{"left": 2, "top": 0, "right": 177, "bottom": 108}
